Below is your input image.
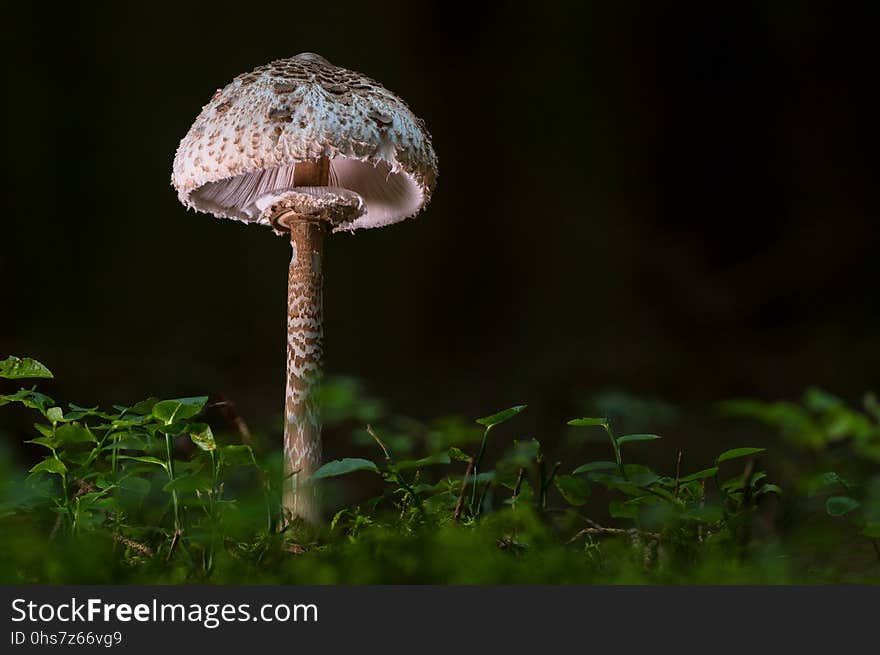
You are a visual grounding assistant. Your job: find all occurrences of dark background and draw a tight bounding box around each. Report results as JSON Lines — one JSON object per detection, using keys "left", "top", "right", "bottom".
{"left": 2, "top": 2, "right": 876, "bottom": 456}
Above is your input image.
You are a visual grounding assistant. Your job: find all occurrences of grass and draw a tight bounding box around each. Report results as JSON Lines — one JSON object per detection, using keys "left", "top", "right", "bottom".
{"left": 1, "top": 355, "right": 879, "bottom": 584}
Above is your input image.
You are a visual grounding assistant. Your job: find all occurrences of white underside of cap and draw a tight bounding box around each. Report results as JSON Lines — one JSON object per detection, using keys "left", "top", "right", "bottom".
{"left": 188, "top": 158, "right": 425, "bottom": 233}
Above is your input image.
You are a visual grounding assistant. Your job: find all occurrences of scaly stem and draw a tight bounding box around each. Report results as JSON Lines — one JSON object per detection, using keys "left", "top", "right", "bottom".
{"left": 281, "top": 218, "right": 325, "bottom": 525}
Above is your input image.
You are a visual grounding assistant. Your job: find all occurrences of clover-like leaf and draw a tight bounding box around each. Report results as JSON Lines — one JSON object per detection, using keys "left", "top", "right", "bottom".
{"left": 188, "top": 423, "right": 216, "bottom": 452}
{"left": 572, "top": 461, "right": 618, "bottom": 475}
{"left": 29, "top": 458, "right": 67, "bottom": 476}
{"left": 0, "top": 356, "right": 54, "bottom": 380}
{"left": 476, "top": 405, "right": 527, "bottom": 428}
{"left": 553, "top": 475, "right": 590, "bottom": 506}
{"left": 826, "top": 495, "right": 860, "bottom": 517}
{"left": 395, "top": 452, "right": 451, "bottom": 471}
{"left": 219, "top": 445, "right": 257, "bottom": 468}
{"left": 151, "top": 397, "right": 208, "bottom": 424}
{"left": 117, "top": 455, "right": 169, "bottom": 471}
{"left": 616, "top": 433, "right": 661, "bottom": 445}
{"left": 566, "top": 417, "right": 608, "bottom": 428}
{"left": 677, "top": 467, "right": 719, "bottom": 483}
{"left": 55, "top": 423, "right": 96, "bottom": 445}
{"left": 716, "top": 447, "right": 765, "bottom": 464}
{"left": 310, "top": 458, "right": 379, "bottom": 481}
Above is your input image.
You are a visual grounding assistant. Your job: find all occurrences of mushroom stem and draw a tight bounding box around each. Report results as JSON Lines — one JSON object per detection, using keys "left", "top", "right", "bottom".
{"left": 282, "top": 217, "right": 325, "bottom": 524}
{"left": 280, "top": 157, "right": 331, "bottom": 525}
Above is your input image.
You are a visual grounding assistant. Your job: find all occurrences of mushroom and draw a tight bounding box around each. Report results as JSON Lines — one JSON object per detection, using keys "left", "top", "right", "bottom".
{"left": 171, "top": 53, "right": 437, "bottom": 523}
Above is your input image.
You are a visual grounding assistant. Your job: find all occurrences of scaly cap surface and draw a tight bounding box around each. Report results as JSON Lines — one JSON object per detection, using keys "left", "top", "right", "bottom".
{"left": 172, "top": 53, "right": 437, "bottom": 232}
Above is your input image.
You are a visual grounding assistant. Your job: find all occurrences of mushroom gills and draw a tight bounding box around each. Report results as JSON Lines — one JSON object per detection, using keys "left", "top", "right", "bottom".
{"left": 190, "top": 159, "right": 425, "bottom": 231}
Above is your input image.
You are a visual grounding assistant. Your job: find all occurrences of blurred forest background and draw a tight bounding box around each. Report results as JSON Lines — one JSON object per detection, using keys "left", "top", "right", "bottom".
{"left": 1, "top": 2, "right": 876, "bottom": 462}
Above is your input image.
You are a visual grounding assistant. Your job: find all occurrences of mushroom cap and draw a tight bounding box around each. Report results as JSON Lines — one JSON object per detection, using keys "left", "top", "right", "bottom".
{"left": 172, "top": 53, "right": 437, "bottom": 233}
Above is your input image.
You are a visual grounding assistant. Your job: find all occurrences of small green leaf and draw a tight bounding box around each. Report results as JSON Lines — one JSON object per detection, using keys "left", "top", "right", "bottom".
{"left": 804, "top": 388, "right": 843, "bottom": 412}
{"left": 678, "top": 467, "right": 719, "bottom": 483}
{"left": 862, "top": 523, "right": 880, "bottom": 538}
{"left": 572, "top": 461, "right": 618, "bottom": 475}
{"left": 163, "top": 473, "right": 212, "bottom": 493}
{"left": 476, "top": 405, "right": 527, "bottom": 428}
{"left": 757, "top": 483, "right": 783, "bottom": 497}
{"left": 716, "top": 447, "right": 765, "bottom": 464}
{"left": 567, "top": 417, "right": 608, "bottom": 427}
{"left": 219, "top": 445, "right": 257, "bottom": 467}
{"left": 29, "top": 458, "right": 67, "bottom": 476}
{"left": 310, "top": 458, "right": 379, "bottom": 481}
{"left": 680, "top": 504, "right": 724, "bottom": 523}
{"left": 749, "top": 471, "right": 768, "bottom": 488}
{"left": 826, "top": 495, "right": 860, "bottom": 516}
{"left": 65, "top": 404, "right": 114, "bottom": 421}
{"left": 129, "top": 397, "right": 160, "bottom": 415}
{"left": 448, "top": 447, "right": 472, "bottom": 463}
{"left": 807, "top": 472, "right": 846, "bottom": 497}
{"left": 590, "top": 473, "right": 644, "bottom": 497}
{"left": 188, "top": 423, "right": 216, "bottom": 452}
{"left": 722, "top": 474, "right": 748, "bottom": 493}
{"left": 624, "top": 464, "right": 661, "bottom": 487}
{"left": 0, "top": 389, "right": 54, "bottom": 410}
{"left": 609, "top": 499, "right": 638, "bottom": 519}
{"left": 151, "top": 397, "right": 208, "bottom": 424}
{"left": 410, "top": 482, "right": 446, "bottom": 495}
{"left": 117, "top": 476, "right": 151, "bottom": 497}
{"left": 102, "top": 432, "right": 149, "bottom": 451}
{"left": 395, "top": 452, "right": 451, "bottom": 471}
{"left": 33, "top": 423, "right": 54, "bottom": 438}
{"left": 617, "top": 433, "right": 661, "bottom": 445}
{"left": 0, "top": 356, "right": 54, "bottom": 379}
{"left": 156, "top": 420, "right": 193, "bottom": 436}
{"left": 469, "top": 471, "right": 496, "bottom": 484}
{"left": 553, "top": 475, "right": 590, "bottom": 506}
{"left": 108, "top": 414, "right": 152, "bottom": 430}
{"left": 55, "top": 423, "right": 96, "bottom": 444}
{"left": 25, "top": 436, "right": 59, "bottom": 450}
{"left": 46, "top": 407, "right": 64, "bottom": 423}
{"left": 499, "top": 439, "right": 541, "bottom": 467}
{"left": 117, "top": 455, "right": 168, "bottom": 471}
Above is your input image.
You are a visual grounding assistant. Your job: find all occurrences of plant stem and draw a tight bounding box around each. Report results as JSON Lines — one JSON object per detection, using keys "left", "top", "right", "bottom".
{"left": 476, "top": 481, "right": 491, "bottom": 516}
{"left": 470, "top": 425, "right": 492, "bottom": 512}
{"left": 537, "top": 453, "right": 545, "bottom": 510}
{"left": 673, "top": 451, "right": 683, "bottom": 499}
{"left": 165, "top": 433, "right": 180, "bottom": 534}
{"left": 604, "top": 423, "right": 625, "bottom": 479}
{"left": 511, "top": 467, "right": 526, "bottom": 511}
{"left": 541, "top": 461, "right": 561, "bottom": 510}
{"left": 453, "top": 457, "right": 475, "bottom": 521}
{"left": 49, "top": 437, "right": 73, "bottom": 532}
